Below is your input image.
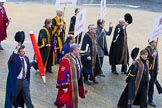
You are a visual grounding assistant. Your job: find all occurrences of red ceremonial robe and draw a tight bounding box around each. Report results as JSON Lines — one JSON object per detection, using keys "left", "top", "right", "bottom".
{"left": 0, "top": 6, "right": 8, "bottom": 41}
{"left": 54, "top": 54, "right": 86, "bottom": 108}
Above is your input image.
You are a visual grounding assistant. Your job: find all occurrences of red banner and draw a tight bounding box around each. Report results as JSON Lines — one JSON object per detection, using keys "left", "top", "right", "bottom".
{"left": 30, "top": 31, "right": 46, "bottom": 83}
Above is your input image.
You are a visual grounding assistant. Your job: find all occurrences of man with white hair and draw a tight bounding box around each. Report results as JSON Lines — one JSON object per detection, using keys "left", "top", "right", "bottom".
{"left": 54, "top": 43, "right": 86, "bottom": 108}
{"left": 80, "top": 24, "right": 102, "bottom": 85}
{"left": 109, "top": 17, "right": 129, "bottom": 74}
{"left": 0, "top": 0, "right": 10, "bottom": 50}
{"left": 52, "top": 9, "right": 66, "bottom": 64}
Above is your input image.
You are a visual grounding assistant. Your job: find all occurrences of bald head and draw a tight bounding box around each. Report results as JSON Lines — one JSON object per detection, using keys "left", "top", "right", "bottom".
{"left": 118, "top": 18, "right": 125, "bottom": 26}
{"left": 56, "top": 9, "right": 63, "bottom": 17}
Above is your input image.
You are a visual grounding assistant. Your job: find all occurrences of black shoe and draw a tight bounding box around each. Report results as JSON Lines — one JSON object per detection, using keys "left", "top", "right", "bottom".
{"left": 148, "top": 101, "right": 156, "bottom": 107}
{"left": 0, "top": 46, "right": 3, "bottom": 50}
{"left": 46, "top": 71, "right": 53, "bottom": 73}
{"left": 93, "top": 80, "right": 99, "bottom": 84}
{"left": 89, "top": 79, "right": 98, "bottom": 84}
{"left": 127, "top": 104, "right": 132, "bottom": 108}
{"left": 112, "top": 71, "right": 119, "bottom": 75}
{"left": 84, "top": 81, "right": 92, "bottom": 85}
{"left": 98, "top": 74, "right": 105, "bottom": 77}
{"left": 121, "top": 71, "right": 128, "bottom": 75}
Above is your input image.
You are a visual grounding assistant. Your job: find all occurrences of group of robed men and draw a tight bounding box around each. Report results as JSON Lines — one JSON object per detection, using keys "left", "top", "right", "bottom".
{"left": 2, "top": 1, "right": 160, "bottom": 107}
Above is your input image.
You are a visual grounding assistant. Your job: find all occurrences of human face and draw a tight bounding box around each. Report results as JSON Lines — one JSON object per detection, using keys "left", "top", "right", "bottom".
{"left": 119, "top": 20, "right": 125, "bottom": 26}
{"left": 0, "top": 2, "right": 4, "bottom": 7}
{"left": 70, "top": 37, "right": 75, "bottom": 44}
{"left": 100, "top": 22, "right": 105, "bottom": 28}
{"left": 57, "top": 11, "right": 63, "bottom": 17}
{"left": 18, "top": 48, "right": 26, "bottom": 57}
{"left": 90, "top": 26, "right": 97, "bottom": 34}
{"left": 73, "top": 47, "right": 80, "bottom": 56}
{"left": 47, "top": 21, "right": 52, "bottom": 28}
{"left": 140, "top": 52, "right": 148, "bottom": 61}
{"left": 151, "top": 40, "right": 157, "bottom": 48}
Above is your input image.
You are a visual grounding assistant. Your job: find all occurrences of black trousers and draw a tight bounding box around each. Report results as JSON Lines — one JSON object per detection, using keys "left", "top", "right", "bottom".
{"left": 99, "top": 57, "right": 104, "bottom": 67}
{"left": 148, "top": 72, "right": 156, "bottom": 102}
{"left": 135, "top": 81, "right": 148, "bottom": 108}
{"left": 16, "top": 79, "right": 34, "bottom": 108}
{"left": 83, "top": 70, "right": 96, "bottom": 82}
{"left": 46, "top": 49, "right": 53, "bottom": 72}
{"left": 111, "top": 64, "right": 127, "bottom": 72}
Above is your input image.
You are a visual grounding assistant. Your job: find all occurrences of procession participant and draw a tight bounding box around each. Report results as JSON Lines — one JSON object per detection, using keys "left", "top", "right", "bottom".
{"left": 54, "top": 43, "right": 87, "bottom": 108}
{"left": 96, "top": 19, "right": 113, "bottom": 77}
{"left": 109, "top": 18, "right": 129, "bottom": 74}
{"left": 61, "top": 35, "right": 75, "bottom": 58}
{"left": 0, "top": 0, "right": 10, "bottom": 50}
{"left": 118, "top": 49, "right": 149, "bottom": 108}
{"left": 52, "top": 9, "right": 66, "bottom": 64}
{"left": 5, "top": 45, "right": 34, "bottom": 108}
{"left": 32, "top": 18, "right": 54, "bottom": 73}
{"left": 38, "top": 18, "right": 54, "bottom": 73}
{"left": 68, "top": 8, "right": 82, "bottom": 44}
{"left": 145, "top": 40, "right": 158, "bottom": 107}
{"left": 80, "top": 24, "right": 102, "bottom": 85}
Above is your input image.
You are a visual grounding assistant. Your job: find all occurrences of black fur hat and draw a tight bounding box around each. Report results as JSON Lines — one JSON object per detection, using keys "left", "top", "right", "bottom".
{"left": 131, "top": 47, "right": 139, "bottom": 60}
{"left": 124, "top": 13, "right": 133, "bottom": 24}
{"left": 14, "top": 31, "right": 25, "bottom": 44}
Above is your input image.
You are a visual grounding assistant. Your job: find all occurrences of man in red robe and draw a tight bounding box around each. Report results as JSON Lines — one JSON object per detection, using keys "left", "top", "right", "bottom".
{"left": 54, "top": 43, "right": 87, "bottom": 108}
{"left": 0, "top": 0, "right": 10, "bottom": 50}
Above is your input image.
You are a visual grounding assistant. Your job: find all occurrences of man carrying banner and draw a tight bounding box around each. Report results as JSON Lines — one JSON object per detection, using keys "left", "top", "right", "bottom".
{"left": 0, "top": 0, "right": 10, "bottom": 50}
{"left": 68, "top": 8, "right": 82, "bottom": 44}
{"left": 52, "top": 9, "right": 66, "bottom": 64}
{"left": 54, "top": 43, "right": 86, "bottom": 108}
{"left": 80, "top": 24, "right": 102, "bottom": 85}
{"left": 145, "top": 40, "right": 159, "bottom": 107}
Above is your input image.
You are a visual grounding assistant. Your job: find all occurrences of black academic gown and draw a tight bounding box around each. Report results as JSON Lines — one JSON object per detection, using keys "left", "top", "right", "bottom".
{"left": 68, "top": 15, "right": 82, "bottom": 44}
{"left": 118, "top": 58, "right": 149, "bottom": 108}
{"left": 109, "top": 24, "right": 129, "bottom": 65}
{"left": 37, "top": 26, "right": 54, "bottom": 67}
{"left": 80, "top": 32, "right": 102, "bottom": 77}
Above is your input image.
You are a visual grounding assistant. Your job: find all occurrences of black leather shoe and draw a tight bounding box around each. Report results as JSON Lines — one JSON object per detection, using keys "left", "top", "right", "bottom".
{"left": 84, "top": 81, "right": 92, "bottom": 85}
{"left": 93, "top": 80, "right": 99, "bottom": 84}
{"left": 46, "top": 71, "right": 53, "bottom": 73}
{"left": 98, "top": 74, "right": 105, "bottom": 77}
{"left": 0, "top": 46, "right": 4, "bottom": 50}
{"left": 148, "top": 101, "right": 156, "bottom": 107}
{"left": 127, "top": 104, "right": 132, "bottom": 108}
{"left": 121, "top": 71, "right": 128, "bottom": 75}
{"left": 112, "top": 71, "right": 119, "bottom": 75}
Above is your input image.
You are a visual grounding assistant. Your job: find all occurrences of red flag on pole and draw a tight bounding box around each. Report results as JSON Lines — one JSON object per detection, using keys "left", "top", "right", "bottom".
{"left": 30, "top": 31, "right": 46, "bottom": 83}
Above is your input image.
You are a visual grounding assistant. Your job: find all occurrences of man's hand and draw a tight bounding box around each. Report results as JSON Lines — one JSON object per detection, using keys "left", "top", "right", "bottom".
{"left": 87, "top": 56, "right": 91, "bottom": 60}
{"left": 63, "top": 88, "right": 68, "bottom": 93}
{"left": 109, "top": 22, "right": 113, "bottom": 27}
{"left": 46, "top": 44, "right": 51, "bottom": 47}
{"left": 125, "top": 22, "right": 129, "bottom": 27}
{"left": 14, "top": 44, "right": 21, "bottom": 54}
{"left": 62, "top": 51, "right": 64, "bottom": 55}
{"left": 152, "top": 51, "right": 157, "bottom": 57}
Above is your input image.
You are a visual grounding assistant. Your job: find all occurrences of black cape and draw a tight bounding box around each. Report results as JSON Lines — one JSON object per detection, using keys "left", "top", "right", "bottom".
{"left": 109, "top": 24, "right": 129, "bottom": 65}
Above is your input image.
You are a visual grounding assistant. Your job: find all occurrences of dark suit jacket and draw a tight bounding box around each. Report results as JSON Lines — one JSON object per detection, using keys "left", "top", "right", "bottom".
{"left": 5, "top": 52, "right": 31, "bottom": 108}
